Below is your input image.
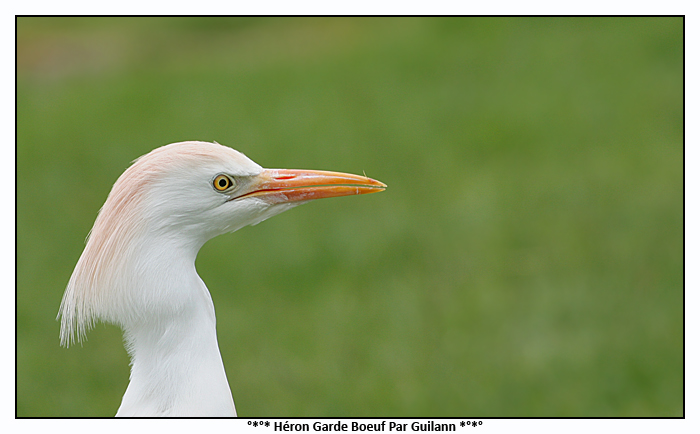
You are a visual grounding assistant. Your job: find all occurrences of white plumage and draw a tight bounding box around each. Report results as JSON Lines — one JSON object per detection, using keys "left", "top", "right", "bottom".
{"left": 58, "top": 141, "right": 386, "bottom": 416}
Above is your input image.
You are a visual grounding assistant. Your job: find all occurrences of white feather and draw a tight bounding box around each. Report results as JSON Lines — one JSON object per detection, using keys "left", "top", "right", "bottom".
{"left": 58, "top": 141, "right": 300, "bottom": 416}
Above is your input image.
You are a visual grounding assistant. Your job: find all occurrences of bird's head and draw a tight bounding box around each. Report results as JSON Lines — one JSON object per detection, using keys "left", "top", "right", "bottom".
{"left": 59, "top": 141, "right": 385, "bottom": 345}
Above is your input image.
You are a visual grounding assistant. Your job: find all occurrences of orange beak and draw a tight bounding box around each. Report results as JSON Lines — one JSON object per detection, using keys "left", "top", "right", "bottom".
{"left": 239, "top": 169, "right": 387, "bottom": 204}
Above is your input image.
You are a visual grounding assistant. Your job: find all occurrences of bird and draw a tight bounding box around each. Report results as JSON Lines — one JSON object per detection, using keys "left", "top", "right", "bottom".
{"left": 57, "top": 141, "right": 386, "bottom": 417}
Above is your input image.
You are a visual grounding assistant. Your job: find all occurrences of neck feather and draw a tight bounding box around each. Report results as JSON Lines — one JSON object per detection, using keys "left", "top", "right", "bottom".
{"left": 116, "top": 276, "right": 236, "bottom": 417}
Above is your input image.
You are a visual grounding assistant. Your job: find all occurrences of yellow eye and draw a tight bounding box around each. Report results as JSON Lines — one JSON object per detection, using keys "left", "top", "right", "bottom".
{"left": 213, "top": 174, "right": 234, "bottom": 191}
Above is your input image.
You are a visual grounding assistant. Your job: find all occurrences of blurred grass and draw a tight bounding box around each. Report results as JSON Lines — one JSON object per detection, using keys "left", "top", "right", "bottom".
{"left": 16, "top": 17, "right": 682, "bottom": 417}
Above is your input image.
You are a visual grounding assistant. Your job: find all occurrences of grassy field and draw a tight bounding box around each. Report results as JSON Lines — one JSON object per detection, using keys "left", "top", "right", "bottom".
{"left": 17, "top": 17, "right": 682, "bottom": 417}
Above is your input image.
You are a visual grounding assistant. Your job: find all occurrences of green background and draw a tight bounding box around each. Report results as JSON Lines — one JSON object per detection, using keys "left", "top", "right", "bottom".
{"left": 17, "top": 17, "right": 683, "bottom": 417}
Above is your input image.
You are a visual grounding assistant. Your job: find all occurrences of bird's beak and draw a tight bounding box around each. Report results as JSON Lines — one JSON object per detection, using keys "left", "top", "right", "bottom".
{"left": 238, "top": 169, "right": 387, "bottom": 204}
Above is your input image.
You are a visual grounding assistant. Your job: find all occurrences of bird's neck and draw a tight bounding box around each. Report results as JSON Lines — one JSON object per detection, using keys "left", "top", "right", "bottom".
{"left": 116, "top": 275, "right": 237, "bottom": 417}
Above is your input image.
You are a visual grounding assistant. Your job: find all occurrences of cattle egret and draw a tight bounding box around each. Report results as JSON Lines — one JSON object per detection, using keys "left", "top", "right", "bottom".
{"left": 58, "top": 141, "right": 386, "bottom": 417}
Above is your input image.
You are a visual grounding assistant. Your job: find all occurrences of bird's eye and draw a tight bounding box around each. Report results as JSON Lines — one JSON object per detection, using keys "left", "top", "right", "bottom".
{"left": 213, "top": 174, "right": 234, "bottom": 191}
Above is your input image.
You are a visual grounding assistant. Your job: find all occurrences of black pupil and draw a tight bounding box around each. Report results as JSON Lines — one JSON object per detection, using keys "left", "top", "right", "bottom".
{"left": 218, "top": 178, "right": 227, "bottom": 188}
